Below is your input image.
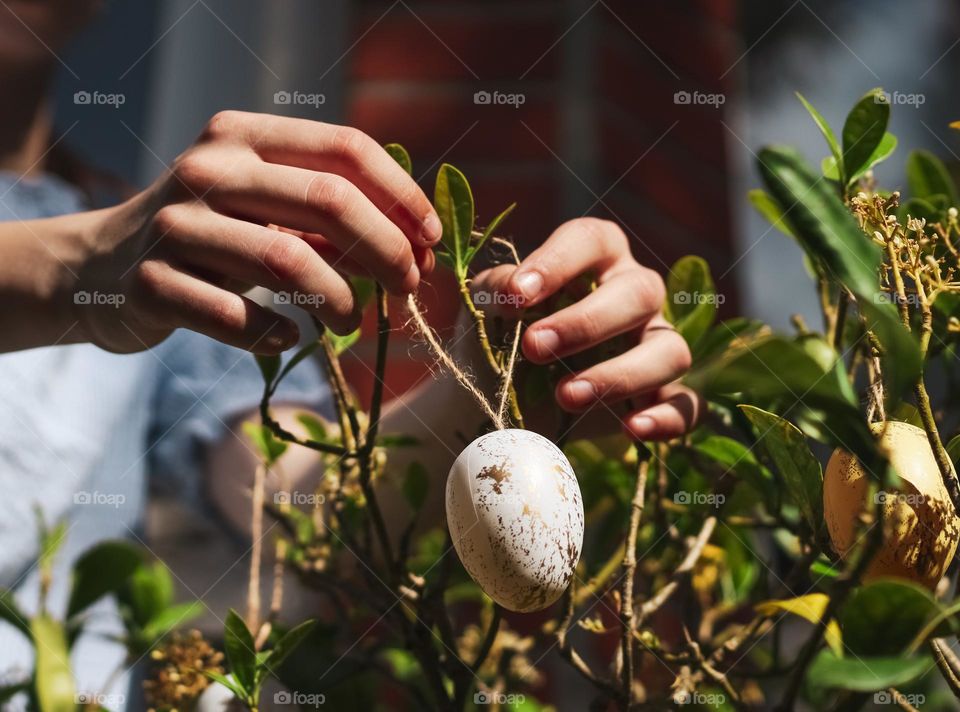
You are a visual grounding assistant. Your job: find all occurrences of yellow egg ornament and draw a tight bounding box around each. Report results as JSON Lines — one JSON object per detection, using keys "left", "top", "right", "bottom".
{"left": 823, "top": 421, "right": 960, "bottom": 588}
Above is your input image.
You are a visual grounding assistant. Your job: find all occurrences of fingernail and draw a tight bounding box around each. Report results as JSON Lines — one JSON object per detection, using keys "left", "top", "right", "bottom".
{"left": 630, "top": 415, "right": 656, "bottom": 438}
{"left": 514, "top": 270, "right": 543, "bottom": 302}
{"left": 562, "top": 379, "right": 595, "bottom": 405}
{"left": 530, "top": 328, "right": 560, "bottom": 356}
{"left": 421, "top": 213, "right": 443, "bottom": 244}
{"left": 405, "top": 261, "right": 420, "bottom": 289}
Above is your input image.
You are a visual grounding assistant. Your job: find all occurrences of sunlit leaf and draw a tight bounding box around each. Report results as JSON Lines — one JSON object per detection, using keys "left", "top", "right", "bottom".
{"left": 740, "top": 406, "right": 823, "bottom": 534}
{"left": 665, "top": 255, "right": 717, "bottom": 348}
{"left": 32, "top": 615, "right": 75, "bottom": 712}
{"left": 434, "top": 163, "right": 475, "bottom": 278}
{"left": 384, "top": 143, "right": 412, "bottom": 175}
{"left": 841, "top": 88, "right": 889, "bottom": 185}
{"left": 756, "top": 593, "right": 842, "bottom": 657}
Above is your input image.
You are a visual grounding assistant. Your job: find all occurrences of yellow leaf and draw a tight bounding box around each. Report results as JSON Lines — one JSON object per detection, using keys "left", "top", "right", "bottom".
{"left": 756, "top": 593, "right": 843, "bottom": 657}
{"left": 950, "top": 121, "right": 960, "bottom": 131}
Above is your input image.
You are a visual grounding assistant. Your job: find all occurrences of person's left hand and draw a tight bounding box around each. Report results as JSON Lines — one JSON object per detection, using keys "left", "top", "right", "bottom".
{"left": 472, "top": 217, "right": 700, "bottom": 441}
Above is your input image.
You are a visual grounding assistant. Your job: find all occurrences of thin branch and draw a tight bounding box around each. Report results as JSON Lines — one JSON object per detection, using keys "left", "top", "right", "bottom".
{"left": 619, "top": 452, "right": 650, "bottom": 708}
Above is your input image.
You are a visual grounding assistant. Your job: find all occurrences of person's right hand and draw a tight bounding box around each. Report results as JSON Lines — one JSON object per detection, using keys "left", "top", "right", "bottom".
{"left": 73, "top": 111, "right": 441, "bottom": 354}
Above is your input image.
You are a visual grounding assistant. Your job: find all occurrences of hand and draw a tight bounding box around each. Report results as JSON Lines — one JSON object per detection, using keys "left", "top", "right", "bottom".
{"left": 73, "top": 111, "right": 441, "bottom": 354}
{"left": 472, "top": 218, "right": 700, "bottom": 441}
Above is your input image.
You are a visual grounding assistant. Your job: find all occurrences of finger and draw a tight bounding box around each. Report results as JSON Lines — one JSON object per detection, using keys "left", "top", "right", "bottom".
{"left": 623, "top": 383, "right": 702, "bottom": 441}
{"left": 506, "top": 218, "right": 636, "bottom": 307}
{"left": 555, "top": 325, "right": 691, "bottom": 411}
{"left": 469, "top": 264, "right": 525, "bottom": 313}
{"left": 135, "top": 260, "right": 300, "bottom": 354}
{"left": 523, "top": 268, "right": 664, "bottom": 364}
{"left": 202, "top": 112, "right": 441, "bottom": 247}
{"left": 157, "top": 205, "right": 361, "bottom": 334}
{"left": 204, "top": 160, "right": 418, "bottom": 295}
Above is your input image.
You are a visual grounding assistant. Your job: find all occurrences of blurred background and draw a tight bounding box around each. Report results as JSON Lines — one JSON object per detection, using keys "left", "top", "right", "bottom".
{"left": 36, "top": 0, "right": 960, "bottom": 706}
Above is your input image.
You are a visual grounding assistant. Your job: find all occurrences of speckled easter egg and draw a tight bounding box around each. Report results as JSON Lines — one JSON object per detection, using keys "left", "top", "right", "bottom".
{"left": 445, "top": 429, "right": 584, "bottom": 612}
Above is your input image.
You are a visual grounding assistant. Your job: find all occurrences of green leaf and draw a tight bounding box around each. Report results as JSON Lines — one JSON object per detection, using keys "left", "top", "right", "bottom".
{"left": 202, "top": 671, "right": 248, "bottom": 701}
{"left": 740, "top": 406, "right": 823, "bottom": 535}
{"left": 434, "top": 163, "right": 475, "bottom": 277}
{"left": 664, "top": 255, "right": 717, "bottom": 347}
{"left": 242, "top": 422, "right": 288, "bottom": 466}
{"left": 821, "top": 155, "right": 840, "bottom": 181}
{"left": 255, "top": 353, "right": 281, "bottom": 389}
{"left": 840, "top": 579, "right": 943, "bottom": 657}
{"left": 123, "top": 561, "right": 174, "bottom": 627}
{"left": 755, "top": 593, "right": 842, "bottom": 657}
{"left": 276, "top": 342, "right": 319, "bottom": 384}
{"left": 757, "top": 146, "right": 879, "bottom": 296}
{"left": 350, "top": 277, "right": 377, "bottom": 310}
{"left": 692, "top": 436, "right": 774, "bottom": 504}
{"left": 141, "top": 601, "right": 205, "bottom": 642}
{"left": 265, "top": 619, "right": 318, "bottom": 669}
{"left": 906, "top": 149, "right": 958, "bottom": 205}
{"left": 224, "top": 610, "right": 257, "bottom": 695}
{"left": 849, "top": 131, "right": 897, "bottom": 184}
{"left": 403, "top": 462, "right": 429, "bottom": 512}
{"left": 376, "top": 434, "right": 420, "bottom": 448}
{"left": 687, "top": 336, "right": 873, "bottom": 458}
{"left": 796, "top": 92, "right": 843, "bottom": 180}
{"left": 748, "top": 189, "right": 795, "bottom": 237}
{"left": 32, "top": 615, "right": 75, "bottom": 712}
{"left": 328, "top": 328, "right": 361, "bottom": 355}
{"left": 0, "top": 590, "right": 29, "bottom": 640}
{"left": 67, "top": 540, "right": 142, "bottom": 619}
{"left": 898, "top": 196, "right": 943, "bottom": 224}
{"left": 465, "top": 202, "right": 516, "bottom": 266}
{"left": 807, "top": 650, "right": 929, "bottom": 691}
{"left": 841, "top": 88, "right": 890, "bottom": 184}
{"left": 757, "top": 146, "right": 921, "bottom": 403}
{"left": 690, "top": 317, "right": 766, "bottom": 363}
{"left": 296, "top": 413, "right": 328, "bottom": 442}
{"left": 384, "top": 143, "right": 412, "bottom": 175}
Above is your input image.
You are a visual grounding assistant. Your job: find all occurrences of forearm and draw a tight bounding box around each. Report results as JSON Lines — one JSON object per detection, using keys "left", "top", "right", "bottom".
{"left": 0, "top": 209, "right": 99, "bottom": 352}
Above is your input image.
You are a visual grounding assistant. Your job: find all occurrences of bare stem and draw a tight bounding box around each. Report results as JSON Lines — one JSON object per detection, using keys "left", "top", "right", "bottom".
{"left": 619, "top": 453, "right": 650, "bottom": 708}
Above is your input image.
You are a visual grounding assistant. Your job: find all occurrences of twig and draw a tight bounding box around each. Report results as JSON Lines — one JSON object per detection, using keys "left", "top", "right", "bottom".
{"left": 471, "top": 605, "right": 502, "bottom": 673}
{"left": 247, "top": 462, "right": 266, "bottom": 634}
{"left": 496, "top": 321, "right": 523, "bottom": 427}
{"left": 619, "top": 452, "right": 650, "bottom": 708}
{"left": 636, "top": 517, "right": 717, "bottom": 623}
{"left": 931, "top": 639, "right": 960, "bottom": 701}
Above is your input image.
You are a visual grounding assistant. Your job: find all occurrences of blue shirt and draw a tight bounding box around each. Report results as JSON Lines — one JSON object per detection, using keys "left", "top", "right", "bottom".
{"left": 0, "top": 172, "right": 330, "bottom": 700}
